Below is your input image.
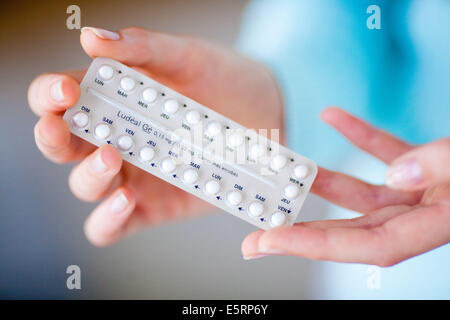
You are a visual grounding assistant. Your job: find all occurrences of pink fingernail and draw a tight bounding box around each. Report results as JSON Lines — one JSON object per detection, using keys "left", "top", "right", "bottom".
{"left": 91, "top": 151, "right": 108, "bottom": 173}
{"left": 258, "top": 248, "right": 286, "bottom": 255}
{"left": 386, "top": 159, "right": 423, "bottom": 188}
{"left": 50, "top": 80, "right": 64, "bottom": 102}
{"left": 81, "top": 27, "right": 120, "bottom": 40}
{"left": 110, "top": 192, "right": 129, "bottom": 213}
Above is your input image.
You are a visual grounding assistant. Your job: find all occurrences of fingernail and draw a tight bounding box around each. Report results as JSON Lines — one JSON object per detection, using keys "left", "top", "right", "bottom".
{"left": 258, "top": 248, "right": 286, "bottom": 256}
{"left": 110, "top": 192, "right": 129, "bottom": 213}
{"left": 386, "top": 159, "right": 423, "bottom": 188}
{"left": 91, "top": 151, "right": 108, "bottom": 173}
{"left": 243, "top": 254, "right": 269, "bottom": 261}
{"left": 81, "top": 27, "right": 120, "bottom": 40}
{"left": 50, "top": 80, "right": 64, "bottom": 102}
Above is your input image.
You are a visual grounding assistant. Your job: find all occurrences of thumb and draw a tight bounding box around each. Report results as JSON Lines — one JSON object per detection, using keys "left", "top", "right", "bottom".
{"left": 386, "top": 138, "right": 450, "bottom": 191}
{"left": 80, "top": 26, "right": 203, "bottom": 80}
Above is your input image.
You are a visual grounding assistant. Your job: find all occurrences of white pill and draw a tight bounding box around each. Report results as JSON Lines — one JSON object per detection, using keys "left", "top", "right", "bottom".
{"left": 139, "top": 147, "right": 155, "bottom": 162}
{"left": 226, "top": 191, "right": 242, "bottom": 206}
{"left": 227, "top": 133, "right": 244, "bottom": 148}
{"left": 270, "top": 212, "right": 286, "bottom": 227}
{"left": 185, "top": 110, "right": 201, "bottom": 126}
{"left": 205, "top": 180, "right": 220, "bottom": 195}
{"left": 248, "top": 201, "right": 264, "bottom": 217}
{"left": 142, "top": 88, "right": 158, "bottom": 103}
{"left": 206, "top": 121, "right": 222, "bottom": 137}
{"left": 71, "top": 112, "right": 89, "bottom": 128}
{"left": 120, "top": 77, "right": 135, "bottom": 92}
{"left": 94, "top": 123, "right": 111, "bottom": 140}
{"left": 249, "top": 144, "right": 266, "bottom": 159}
{"left": 164, "top": 99, "right": 179, "bottom": 114}
{"left": 294, "top": 165, "right": 308, "bottom": 179}
{"left": 116, "top": 135, "right": 133, "bottom": 151}
{"left": 98, "top": 65, "right": 114, "bottom": 80}
{"left": 284, "top": 184, "right": 300, "bottom": 200}
{"left": 270, "top": 154, "right": 287, "bottom": 171}
{"left": 183, "top": 168, "right": 199, "bottom": 184}
{"left": 161, "top": 158, "right": 177, "bottom": 173}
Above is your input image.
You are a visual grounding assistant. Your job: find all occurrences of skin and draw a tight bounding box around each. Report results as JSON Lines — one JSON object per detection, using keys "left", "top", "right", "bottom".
{"left": 29, "top": 27, "right": 283, "bottom": 246}
{"left": 28, "top": 27, "right": 450, "bottom": 266}
{"left": 243, "top": 109, "right": 450, "bottom": 266}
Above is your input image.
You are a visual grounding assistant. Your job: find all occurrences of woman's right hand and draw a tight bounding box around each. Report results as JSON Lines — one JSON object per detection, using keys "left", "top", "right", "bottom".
{"left": 28, "top": 27, "right": 284, "bottom": 246}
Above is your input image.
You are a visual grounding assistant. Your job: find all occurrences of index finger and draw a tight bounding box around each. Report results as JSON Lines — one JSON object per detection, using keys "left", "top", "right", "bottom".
{"left": 28, "top": 70, "right": 85, "bottom": 116}
{"left": 321, "top": 107, "right": 414, "bottom": 164}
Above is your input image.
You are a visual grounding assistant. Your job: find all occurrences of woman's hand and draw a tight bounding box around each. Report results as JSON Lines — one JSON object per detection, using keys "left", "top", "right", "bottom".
{"left": 242, "top": 107, "right": 450, "bottom": 266}
{"left": 28, "top": 27, "right": 283, "bottom": 246}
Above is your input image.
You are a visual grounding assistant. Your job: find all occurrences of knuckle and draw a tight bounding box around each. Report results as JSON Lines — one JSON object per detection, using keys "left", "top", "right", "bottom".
{"left": 370, "top": 227, "right": 399, "bottom": 267}
{"left": 373, "top": 254, "right": 393, "bottom": 267}
{"left": 27, "top": 78, "right": 38, "bottom": 107}
{"left": 48, "top": 154, "right": 67, "bottom": 165}
{"left": 28, "top": 75, "right": 46, "bottom": 114}
{"left": 73, "top": 191, "right": 99, "bottom": 203}
{"left": 68, "top": 169, "right": 100, "bottom": 203}
{"left": 35, "top": 138, "right": 64, "bottom": 164}
{"left": 371, "top": 248, "right": 396, "bottom": 267}
{"left": 40, "top": 147, "right": 68, "bottom": 164}
{"left": 88, "top": 238, "right": 107, "bottom": 247}
{"left": 84, "top": 224, "right": 112, "bottom": 248}
{"left": 122, "top": 26, "right": 148, "bottom": 37}
{"left": 89, "top": 231, "right": 115, "bottom": 247}
{"left": 34, "top": 127, "right": 70, "bottom": 164}
{"left": 375, "top": 255, "right": 398, "bottom": 267}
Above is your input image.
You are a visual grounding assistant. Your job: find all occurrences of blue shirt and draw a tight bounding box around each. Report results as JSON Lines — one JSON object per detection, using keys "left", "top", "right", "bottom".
{"left": 237, "top": 0, "right": 450, "bottom": 299}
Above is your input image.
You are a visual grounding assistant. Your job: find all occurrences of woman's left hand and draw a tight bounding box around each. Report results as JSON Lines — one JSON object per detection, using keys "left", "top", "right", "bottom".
{"left": 242, "top": 107, "right": 450, "bottom": 266}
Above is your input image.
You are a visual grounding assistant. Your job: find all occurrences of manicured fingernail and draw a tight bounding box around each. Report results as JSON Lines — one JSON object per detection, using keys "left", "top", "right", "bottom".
{"left": 243, "top": 254, "right": 269, "bottom": 261}
{"left": 91, "top": 151, "right": 108, "bottom": 173}
{"left": 50, "top": 80, "right": 64, "bottom": 102}
{"left": 110, "top": 192, "right": 129, "bottom": 213}
{"left": 257, "top": 248, "right": 286, "bottom": 255}
{"left": 81, "top": 27, "right": 120, "bottom": 40}
{"left": 386, "top": 159, "right": 423, "bottom": 188}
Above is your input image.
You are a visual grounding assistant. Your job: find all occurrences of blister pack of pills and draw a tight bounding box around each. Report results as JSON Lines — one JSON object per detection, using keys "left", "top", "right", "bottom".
{"left": 63, "top": 57, "right": 317, "bottom": 230}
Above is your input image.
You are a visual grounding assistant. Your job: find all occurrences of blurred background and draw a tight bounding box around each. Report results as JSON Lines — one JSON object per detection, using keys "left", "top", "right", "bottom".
{"left": 0, "top": 0, "right": 448, "bottom": 299}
